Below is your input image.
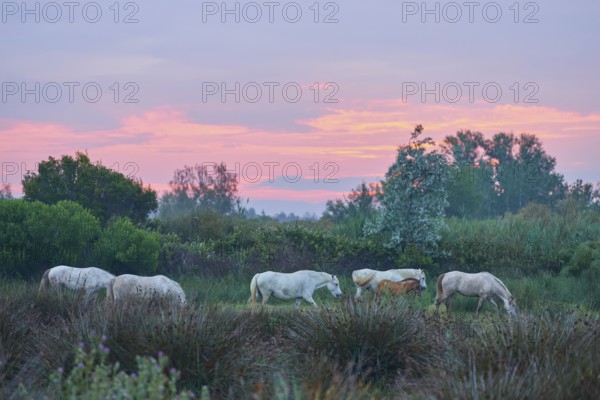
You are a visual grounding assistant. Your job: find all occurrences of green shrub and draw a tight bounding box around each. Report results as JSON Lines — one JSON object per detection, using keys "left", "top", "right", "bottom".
{"left": 0, "top": 200, "right": 100, "bottom": 277}
{"left": 93, "top": 217, "right": 160, "bottom": 275}
{"left": 561, "top": 240, "right": 600, "bottom": 277}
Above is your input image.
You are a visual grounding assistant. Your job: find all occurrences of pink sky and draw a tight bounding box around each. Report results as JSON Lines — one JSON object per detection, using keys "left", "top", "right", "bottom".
{"left": 2, "top": 100, "right": 598, "bottom": 215}
{"left": 2, "top": 1, "right": 599, "bottom": 214}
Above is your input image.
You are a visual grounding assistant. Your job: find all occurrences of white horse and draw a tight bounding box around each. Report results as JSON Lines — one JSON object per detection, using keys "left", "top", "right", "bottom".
{"left": 249, "top": 270, "right": 342, "bottom": 308}
{"left": 39, "top": 265, "right": 115, "bottom": 301}
{"left": 352, "top": 268, "right": 427, "bottom": 299}
{"left": 107, "top": 274, "right": 186, "bottom": 306}
{"left": 434, "top": 271, "right": 517, "bottom": 317}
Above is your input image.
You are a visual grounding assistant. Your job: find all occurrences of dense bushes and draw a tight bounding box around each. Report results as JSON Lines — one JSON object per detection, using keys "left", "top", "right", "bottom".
{"left": 439, "top": 204, "right": 600, "bottom": 275}
{"left": 0, "top": 200, "right": 100, "bottom": 277}
{"left": 0, "top": 200, "right": 159, "bottom": 278}
{"left": 155, "top": 210, "right": 396, "bottom": 277}
{"left": 93, "top": 217, "right": 160, "bottom": 275}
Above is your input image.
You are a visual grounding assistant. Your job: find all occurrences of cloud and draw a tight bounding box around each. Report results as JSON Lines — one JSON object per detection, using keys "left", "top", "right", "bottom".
{"left": 2, "top": 100, "right": 599, "bottom": 212}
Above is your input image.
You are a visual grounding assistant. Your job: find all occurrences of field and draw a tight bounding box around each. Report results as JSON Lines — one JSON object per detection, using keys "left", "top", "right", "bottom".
{"left": 1, "top": 272, "right": 599, "bottom": 400}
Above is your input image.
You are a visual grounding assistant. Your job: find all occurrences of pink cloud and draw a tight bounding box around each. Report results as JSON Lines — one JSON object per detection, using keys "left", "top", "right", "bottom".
{"left": 2, "top": 101, "right": 599, "bottom": 207}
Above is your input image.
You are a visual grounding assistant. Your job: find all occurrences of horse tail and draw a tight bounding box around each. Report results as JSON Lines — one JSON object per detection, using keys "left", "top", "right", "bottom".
{"left": 354, "top": 272, "right": 376, "bottom": 287}
{"left": 249, "top": 273, "right": 260, "bottom": 307}
{"left": 39, "top": 269, "right": 51, "bottom": 293}
{"left": 436, "top": 273, "right": 445, "bottom": 299}
{"left": 106, "top": 277, "right": 116, "bottom": 304}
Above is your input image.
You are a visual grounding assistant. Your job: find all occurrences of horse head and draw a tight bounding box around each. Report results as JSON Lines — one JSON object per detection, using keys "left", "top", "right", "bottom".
{"left": 327, "top": 274, "right": 343, "bottom": 298}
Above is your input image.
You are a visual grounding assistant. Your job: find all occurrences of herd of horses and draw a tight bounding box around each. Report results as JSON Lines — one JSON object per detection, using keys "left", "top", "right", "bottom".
{"left": 38, "top": 265, "right": 517, "bottom": 317}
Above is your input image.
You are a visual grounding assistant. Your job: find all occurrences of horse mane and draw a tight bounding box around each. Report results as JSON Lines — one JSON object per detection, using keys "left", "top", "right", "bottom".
{"left": 485, "top": 272, "right": 512, "bottom": 296}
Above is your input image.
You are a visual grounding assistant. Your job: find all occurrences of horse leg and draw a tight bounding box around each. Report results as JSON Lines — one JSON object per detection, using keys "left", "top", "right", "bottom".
{"left": 446, "top": 295, "right": 455, "bottom": 317}
{"left": 295, "top": 298, "right": 302, "bottom": 309}
{"left": 434, "top": 295, "right": 444, "bottom": 315}
{"left": 261, "top": 291, "right": 271, "bottom": 306}
{"left": 354, "top": 286, "right": 363, "bottom": 300}
{"left": 435, "top": 295, "right": 451, "bottom": 316}
{"left": 303, "top": 295, "right": 318, "bottom": 308}
{"left": 489, "top": 298, "right": 499, "bottom": 309}
{"left": 476, "top": 297, "right": 485, "bottom": 314}
{"left": 488, "top": 298, "right": 501, "bottom": 315}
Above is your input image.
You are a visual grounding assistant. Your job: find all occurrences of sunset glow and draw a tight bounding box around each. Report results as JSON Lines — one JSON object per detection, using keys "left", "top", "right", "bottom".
{"left": 1, "top": 1, "right": 598, "bottom": 215}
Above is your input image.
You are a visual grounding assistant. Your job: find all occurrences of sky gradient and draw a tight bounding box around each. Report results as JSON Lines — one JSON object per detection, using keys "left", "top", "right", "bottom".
{"left": 1, "top": 0, "right": 599, "bottom": 215}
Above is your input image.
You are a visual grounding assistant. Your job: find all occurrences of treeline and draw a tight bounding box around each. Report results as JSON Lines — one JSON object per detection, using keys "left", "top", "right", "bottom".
{"left": 3, "top": 197, "right": 596, "bottom": 283}
{"left": 1, "top": 128, "right": 599, "bottom": 282}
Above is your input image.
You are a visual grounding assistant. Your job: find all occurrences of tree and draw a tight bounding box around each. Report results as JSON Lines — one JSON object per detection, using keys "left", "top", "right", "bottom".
{"left": 22, "top": 152, "right": 157, "bottom": 224}
{"left": 483, "top": 133, "right": 566, "bottom": 214}
{"left": 366, "top": 125, "right": 448, "bottom": 255}
{"left": 442, "top": 130, "right": 494, "bottom": 218}
{"left": 442, "top": 130, "right": 485, "bottom": 163}
{"left": 0, "top": 184, "right": 12, "bottom": 199}
{"left": 323, "top": 182, "right": 380, "bottom": 239}
{"left": 324, "top": 182, "right": 380, "bottom": 222}
{"left": 159, "top": 162, "right": 240, "bottom": 216}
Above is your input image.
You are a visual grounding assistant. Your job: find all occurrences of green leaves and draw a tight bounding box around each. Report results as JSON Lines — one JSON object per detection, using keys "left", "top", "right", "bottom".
{"left": 367, "top": 125, "right": 448, "bottom": 255}
{"left": 22, "top": 152, "right": 157, "bottom": 224}
{"left": 93, "top": 217, "right": 160, "bottom": 275}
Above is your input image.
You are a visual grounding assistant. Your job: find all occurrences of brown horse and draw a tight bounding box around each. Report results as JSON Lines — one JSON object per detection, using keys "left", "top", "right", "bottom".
{"left": 376, "top": 278, "right": 422, "bottom": 296}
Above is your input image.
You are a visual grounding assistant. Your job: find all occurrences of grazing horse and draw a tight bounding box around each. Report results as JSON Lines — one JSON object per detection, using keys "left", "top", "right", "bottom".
{"left": 376, "top": 278, "right": 422, "bottom": 296}
{"left": 249, "top": 270, "right": 342, "bottom": 308}
{"left": 352, "top": 268, "right": 427, "bottom": 299}
{"left": 434, "top": 271, "right": 517, "bottom": 317}
{"left": 39, "top": 265, "right": 115, "bottom": 301}
{"left": 106, "top": 274, "right": 186, "bottom": 306}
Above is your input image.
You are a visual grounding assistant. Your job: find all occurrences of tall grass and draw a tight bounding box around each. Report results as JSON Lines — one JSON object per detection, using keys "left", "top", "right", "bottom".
{"left": 285, "top": 296, "right": 441, "bottom": 384}
{"left": 441, "top": 206, "right": 600, "bottom": 274}
{"left": 422, "top": 312, "right": 600, "bottom": 399}
{"left": 1, "top": 276, "right": 599, "bottom": 399}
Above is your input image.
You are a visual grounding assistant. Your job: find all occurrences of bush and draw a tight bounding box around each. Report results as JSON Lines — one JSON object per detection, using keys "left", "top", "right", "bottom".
{"left": 93, "top": 217, "right": 160, "bottom": 275}
{"left": 561, "top": 240, "right": 600, "bottom": 277}
{"left": 285, "top": 297, "right": 440, "bottom": 384}
{"left": 0, "top": 200, "right": 100, "bottom": 278}
{"left": 104, "top": 302, "right": 273, "bottom": 398}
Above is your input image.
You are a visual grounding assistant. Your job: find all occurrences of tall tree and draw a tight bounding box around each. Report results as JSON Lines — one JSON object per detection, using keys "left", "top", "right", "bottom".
{"left": 160, "top": 162, "right": 240, "bottom": 216}
{"left": 366, "top": 125, "right": 448, "bottom": 255}
{"left": 442, "top": 130, "right": 485, "bottom": 163}
{"left": 515, "top": 133, "right": 566, "bottom": 208}
{"left": 482, "top": 133, "right": 566, "bottom": 214}
{"left": 442, "top": 130, "right": 494, "bottom": 218}
{"left": 22, "top": 153, "right": 157, "bottom": 224}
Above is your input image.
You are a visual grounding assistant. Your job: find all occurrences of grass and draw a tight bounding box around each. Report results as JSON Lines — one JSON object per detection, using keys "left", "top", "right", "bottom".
{"left": 1, "top": 273, "right": 599, "bottom": 399}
